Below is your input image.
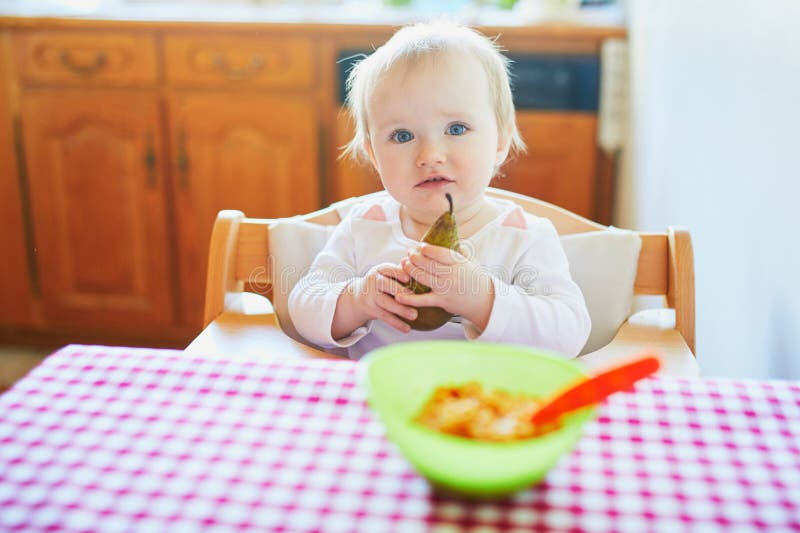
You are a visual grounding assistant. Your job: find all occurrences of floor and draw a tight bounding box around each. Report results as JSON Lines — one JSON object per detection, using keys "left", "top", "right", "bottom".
{"left": 0, "top": 345, "right": 60, "bottom": 393}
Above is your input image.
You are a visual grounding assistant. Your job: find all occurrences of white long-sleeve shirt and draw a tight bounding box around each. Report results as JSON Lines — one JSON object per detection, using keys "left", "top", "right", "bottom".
{"left": 288, "top": 194, "right": 590, "bottom": 360}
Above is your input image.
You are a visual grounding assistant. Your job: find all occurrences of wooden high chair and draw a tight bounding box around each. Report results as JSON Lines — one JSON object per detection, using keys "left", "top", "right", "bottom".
{"left": 185, "top": 188, "right": 698, "bottom": 376}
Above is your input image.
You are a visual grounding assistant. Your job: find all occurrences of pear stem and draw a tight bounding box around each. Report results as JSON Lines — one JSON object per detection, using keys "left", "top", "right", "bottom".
{"left": 445, "top": 193, "right": 453, "bottom": 215}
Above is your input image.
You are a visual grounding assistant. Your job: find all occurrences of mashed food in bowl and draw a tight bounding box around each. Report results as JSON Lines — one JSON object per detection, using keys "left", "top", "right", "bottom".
{"left": 415, "top": 382, "right": 554, "bottom": 442}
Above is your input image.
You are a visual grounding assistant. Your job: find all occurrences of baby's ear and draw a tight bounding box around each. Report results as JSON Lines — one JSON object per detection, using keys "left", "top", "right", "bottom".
{"left": 364, "top": 140, "right": 378, "bottom": 168}
{"left": 495, "top": 129, "right": 512, "bottom": 165}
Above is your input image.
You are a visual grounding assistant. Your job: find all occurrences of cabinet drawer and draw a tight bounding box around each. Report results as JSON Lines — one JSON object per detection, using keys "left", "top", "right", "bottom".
{"left": 14, "top": 31, "right": 157, "bottom": 86}
{"left": 164, "top": 35, "right": 313, "bottom": 88}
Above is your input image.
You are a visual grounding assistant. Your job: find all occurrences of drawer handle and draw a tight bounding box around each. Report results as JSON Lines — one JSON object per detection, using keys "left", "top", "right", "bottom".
{"left": 213, "top": 54, "right": 265, "bottom": 80}
{"left": 13, "top": 117, "right": 41, "bottom": 298}
{"left": 144, "top": 133, "right": 157, "bottom": 187}
{"left": 177, "top": 130, "right": 189, "bottom": 189}
{"left": 59, "top": 50, "right": 107, "bottom": 76}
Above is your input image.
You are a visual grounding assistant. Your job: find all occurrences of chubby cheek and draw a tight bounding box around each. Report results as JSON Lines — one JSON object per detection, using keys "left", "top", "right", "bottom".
{"left": 460, "top": 135, "right": 498, "bottom": 171}
{"left": 382, "top": 151, "right": 409, "bottom": 174}
{"left": 455, "top": 155, "right": 496, "bottom": 192}
{"left": 375, "top": 151, "right": 417, "bottom": 191}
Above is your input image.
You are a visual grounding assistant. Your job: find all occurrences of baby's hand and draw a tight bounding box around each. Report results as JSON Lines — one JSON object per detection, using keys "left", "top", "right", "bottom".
{"left": 350, "top": 263, "right": 418, "bottom": 333}
{"left": 397, "top": 244, "right": 495, "bottom": 331}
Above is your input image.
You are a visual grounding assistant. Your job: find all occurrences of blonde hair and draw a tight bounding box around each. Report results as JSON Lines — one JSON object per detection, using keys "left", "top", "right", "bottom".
{"left": 342, "top": 21, "right": 526, "bottom": 170}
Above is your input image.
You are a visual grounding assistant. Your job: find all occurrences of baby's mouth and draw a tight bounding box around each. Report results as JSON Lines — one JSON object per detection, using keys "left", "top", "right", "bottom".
{"left": 416, "top": 176, "right": 454, "bottom": 187}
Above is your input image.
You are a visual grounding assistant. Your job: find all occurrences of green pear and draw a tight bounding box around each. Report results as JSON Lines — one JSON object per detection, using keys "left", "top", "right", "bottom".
{"left": 402, "top": 193, "right": 460, "bottom": 331}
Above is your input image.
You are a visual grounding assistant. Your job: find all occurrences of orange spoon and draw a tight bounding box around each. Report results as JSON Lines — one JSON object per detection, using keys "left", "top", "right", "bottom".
{"left": 531, "top": 354, "right": 661, "bottom": 426}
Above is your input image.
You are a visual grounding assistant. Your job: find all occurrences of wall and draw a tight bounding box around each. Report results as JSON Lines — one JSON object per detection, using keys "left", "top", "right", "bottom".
{"left": 619, "top": 0, "right": 800, "bottom": 379}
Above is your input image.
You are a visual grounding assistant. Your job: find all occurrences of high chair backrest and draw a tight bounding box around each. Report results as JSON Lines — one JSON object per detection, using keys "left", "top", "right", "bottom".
{"left": 203, "top": 187, "right": 695, "bottom": 355}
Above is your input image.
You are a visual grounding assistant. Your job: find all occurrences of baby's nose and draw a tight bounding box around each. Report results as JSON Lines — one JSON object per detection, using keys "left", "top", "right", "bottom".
{"left": 415, "top": 140, "right": 446, "bottom": 167}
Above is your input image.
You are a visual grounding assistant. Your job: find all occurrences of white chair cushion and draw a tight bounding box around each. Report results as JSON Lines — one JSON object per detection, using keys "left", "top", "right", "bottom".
{"left": 269, "top": 219, "right": 641, "bottom": 355}
{"left": 268, "top": 219, "right": 336, "bottom": 347}
{"left": 560, "top": 229, "right": 642, "bottom": 354}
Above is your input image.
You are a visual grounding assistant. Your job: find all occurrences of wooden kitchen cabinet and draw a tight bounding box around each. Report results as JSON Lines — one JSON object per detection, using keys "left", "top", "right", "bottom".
{"left": 19, "top": 90, "right": 175, "bottom": 327}
{"left": 0, "top": 16, "right": 624, "bottom": 348}
{"left": 3, "top": 28, "right": 181, "bottom": 343}
{"left": 167, "top": 93, "right": 319, "bottom": 327}
{"left": 2, "top": 26, "right": 323, "bottom": 341}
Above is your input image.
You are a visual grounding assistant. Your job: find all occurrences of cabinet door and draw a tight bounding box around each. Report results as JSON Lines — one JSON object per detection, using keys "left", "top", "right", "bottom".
{"left": 20, "top": 91, "right": 174, "bottom": 327}
{"left": 497, "top": 112, "right": 598, "bottom": 219}
{"left": 169, "top": 94, "right": 319, "bottom": 328}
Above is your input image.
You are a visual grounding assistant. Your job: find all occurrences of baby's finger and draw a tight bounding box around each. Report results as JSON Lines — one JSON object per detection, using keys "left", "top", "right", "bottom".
{"left": 420, "top": 243, "right": 464, "bottom": 265}
{"left": 400, "top": 257, "right": 414, "bottom": 274}
{"left": 377, "top": 292, "right": 418, "bottom": 322}
{"left": 395, "top": 291, "right": 441, "bottom": 309}
{"left": 406, "top": 250, "right": 439, "bottom": 275}
{"left": 404, "top": 261, "right": 440, "bottom": 290}
{"left": 378, "top": 264, "right": 410, "bottom": 284}
{"left": 375, "top": 309, "right": 412, "bottom": 333}
{"left": 376, "top": 273, "right": 412, "bottom": 297}
{"left": 400, "top": 257, "right": 413, "bottom": 277}
{"left": 408, "top": 250, "right": 457, "bottom": 282}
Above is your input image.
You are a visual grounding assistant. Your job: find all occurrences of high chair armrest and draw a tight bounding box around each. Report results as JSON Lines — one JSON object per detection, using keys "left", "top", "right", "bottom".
{"left": 578, "top": 309, "right": 700, "bottom": 378}
{"left": 185, "top": 294, "right": 337, "bottom": 361}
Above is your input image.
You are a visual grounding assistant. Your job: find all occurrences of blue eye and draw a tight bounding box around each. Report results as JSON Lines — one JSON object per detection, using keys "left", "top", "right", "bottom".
{"left": 391, "top": 130, "right": 414, "bottom": 143}
{"left": 447, "top": 123, "right": 468, "bottom": 136}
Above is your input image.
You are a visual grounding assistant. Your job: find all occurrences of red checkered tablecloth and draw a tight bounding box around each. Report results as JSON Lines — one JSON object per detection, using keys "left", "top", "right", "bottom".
{"left": 1, "top": 345, "right": 799, "bottom": 532}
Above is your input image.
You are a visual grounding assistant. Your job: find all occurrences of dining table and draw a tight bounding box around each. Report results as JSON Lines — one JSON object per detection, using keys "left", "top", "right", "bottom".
{"left": 1, "top": 344, "right": 799, "bottom": 532}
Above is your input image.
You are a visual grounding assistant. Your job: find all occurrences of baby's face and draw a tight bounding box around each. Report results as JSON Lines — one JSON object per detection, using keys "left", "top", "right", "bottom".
{"left": 365, "top": 52, "right": 508, "bottom": 222}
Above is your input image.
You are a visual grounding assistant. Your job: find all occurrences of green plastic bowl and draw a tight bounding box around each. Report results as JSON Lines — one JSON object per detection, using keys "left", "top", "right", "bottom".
{"left": 360, "top": 341, "right": 595, "bottom": 497}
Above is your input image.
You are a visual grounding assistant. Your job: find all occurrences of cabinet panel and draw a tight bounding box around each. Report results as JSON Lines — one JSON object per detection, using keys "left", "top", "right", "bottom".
{"left": 496, "top": 112, "right": 598, "bottom": 219}
{"left": 0, "top": 33, "right": 35, "bottom": 327}
{"left": 20, "top": 91, "right": 174, "bottom": 327}
{"left": 164, "top": 35, "right": 314, "bottom": 88}
{"left": 14, "top": 31, "right": 157, "bottom": 86}
{"left": 169, "top": 93, "right": 319, "bottom": 328}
